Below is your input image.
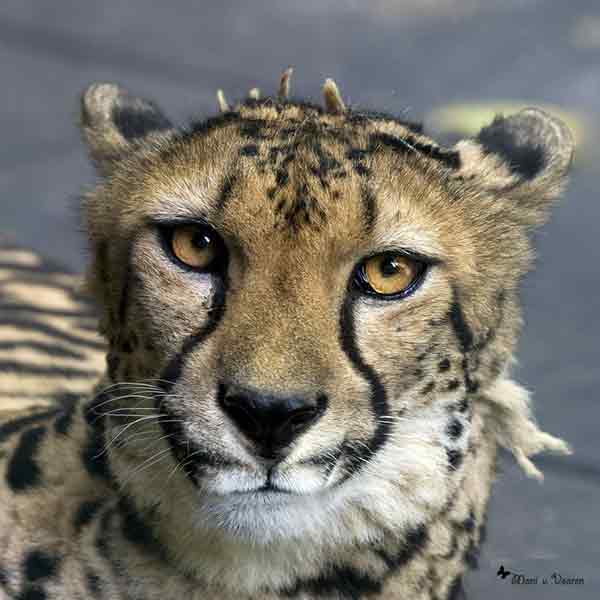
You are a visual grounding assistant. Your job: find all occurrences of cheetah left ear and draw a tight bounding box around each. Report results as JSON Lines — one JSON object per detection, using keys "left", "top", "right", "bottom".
{"left": 80, "top": 83, "right": 173, "bottom": 176}
{"left": 454, "top": 108, "right": 575, "bottom": 226}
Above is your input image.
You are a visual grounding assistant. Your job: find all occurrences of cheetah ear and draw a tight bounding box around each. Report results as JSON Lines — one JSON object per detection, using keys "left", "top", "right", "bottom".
{"left": 80, "top": 83, "right": 173, "bottom": 175}
{"left": 454, "top": 108, "right": 575, "bottom": 225}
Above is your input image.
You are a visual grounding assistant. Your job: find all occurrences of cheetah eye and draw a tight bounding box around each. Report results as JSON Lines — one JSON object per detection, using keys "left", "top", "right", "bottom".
{"left": 355, "top": 252, "right": 426, "bottom": 298}
{"left": 166, "top": 224, "right": 225, "bottom": 271}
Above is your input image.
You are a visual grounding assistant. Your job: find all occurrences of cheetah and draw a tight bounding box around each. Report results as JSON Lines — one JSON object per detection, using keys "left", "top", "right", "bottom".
{"left": 0, "top": 70, "right": 573, "bottom": 599}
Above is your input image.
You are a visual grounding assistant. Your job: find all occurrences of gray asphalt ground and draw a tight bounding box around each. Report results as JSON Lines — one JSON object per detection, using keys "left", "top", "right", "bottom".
{"left": 0, "top": 1, "right": 598, "bottom": 597}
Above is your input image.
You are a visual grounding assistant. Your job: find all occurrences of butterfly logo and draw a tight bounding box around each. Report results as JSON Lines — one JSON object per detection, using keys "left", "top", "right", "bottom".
{"left": 497, "top": 565, "right": 511, "bottom": 580}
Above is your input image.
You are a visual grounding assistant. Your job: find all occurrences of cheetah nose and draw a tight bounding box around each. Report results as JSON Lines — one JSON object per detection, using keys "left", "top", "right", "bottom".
{"left": 219, "top": 385, "right": 328, "bottom": 457}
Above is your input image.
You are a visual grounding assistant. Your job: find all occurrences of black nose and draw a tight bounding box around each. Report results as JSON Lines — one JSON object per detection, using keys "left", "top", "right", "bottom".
{"left": 219, "top": 385, "right": 327, "bottom": 456}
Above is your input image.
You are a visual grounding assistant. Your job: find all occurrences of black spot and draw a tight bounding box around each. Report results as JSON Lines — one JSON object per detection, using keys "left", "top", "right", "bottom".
{"left": 74, "top": 500, "right": 104, "bottom": 531}
{"left": 85, "top": 568, "right": 102, "bottom": 596}
{"left": 354, "top": 163, "right": 371, "bottom": 177}
{"left": 447, "top": 418, "right": 464, "bottom": 440}
{"left": 0, "top": 410, "right": 58, "bottom": 444}
{"left": 465, "top": 377, "right": 480, "bottom": 394}
{"left": 462, "top": 511, "right": 476, "bottom": 533}
{"left": 119, "top": 496, "right": 167, "bottom": 558}
{"left": 347, "top": 148, "right": 369, "bottom": 161}
{"left": 111, "top": 101, "right": 171, "bottom": 140}
{"left": 275, "top": 168, "right": 289, "bottom": 186}
{"left": 17, "top": 587, "right": 47, "bottom": 600}
{"left": 457, "top": 397, "right": 469, "bottom": 413}
{"left": 23, "top": 550, "right": 60, "bottom": 582}
{"left": 6, "top": 426, "right": 46, "bottom": 491}
{"left": 421, "top": 381, "right": 436, "bottom": 395}
{"left": 282, "top": 566, "right": 382, "bottom": 598}
{"left": 54, "top": 393, "right": 79, "bottom": 435}
{"left": 239, "top": 118, "right": 268, "bottom": 140}
{"left": 413, "top": 368, "right": 424, "bottom": 379}
{"left": 447, "top": 448, "right": 463, "bottom": 471}
{"left": 439, "top": 358, "right": 451, "bottom": 372}
{"left": 447, "top": 379, "right": 461, "bottom": 392}
{"left": 240, "top": 144, "right": 259, "bottom": 156}
{"left": 0, "top": 565, "right": 8, "bottom": 587}
{"left": 376, "top": 524, "right": 429, "bottom": 572}
{"left": 216, "top": 174, "right": 238, "bottom": 211}
{"left": 94, "top": 508, "right": 115, "bottom": 560}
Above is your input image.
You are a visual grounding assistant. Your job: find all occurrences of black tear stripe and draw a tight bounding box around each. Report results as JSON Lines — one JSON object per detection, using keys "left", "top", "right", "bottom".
{"left": 449, "top": 288, "right": 482, "bottom": 398}
{"left": 282, "top": 565, "right": 382, "bottom": 598}
{"left": 6, "top": 426, "right": 46, "bottom": 491}
{"left": 156, "top": 276, "right": 228, "bottom": 485}
{"left": 338, "top": 288, "right": 391, "bottom": 482}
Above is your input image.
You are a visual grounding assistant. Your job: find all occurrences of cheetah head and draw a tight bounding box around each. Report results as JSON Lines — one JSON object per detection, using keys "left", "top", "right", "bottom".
{"left": 80, "top": 73, "right": 573, "bottom": 555}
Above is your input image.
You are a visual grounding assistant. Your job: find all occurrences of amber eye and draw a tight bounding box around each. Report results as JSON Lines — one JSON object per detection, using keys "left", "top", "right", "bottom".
{"left": 358, "top": 253, "right": 425, "bottom": 297}
{"left": 170, "top": 225, "right": 221, "bottom": 270}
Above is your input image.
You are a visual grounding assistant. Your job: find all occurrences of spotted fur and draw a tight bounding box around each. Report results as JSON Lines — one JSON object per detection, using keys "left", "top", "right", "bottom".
{"left": 0, "top": 72, "right": 573, "bottom": 599}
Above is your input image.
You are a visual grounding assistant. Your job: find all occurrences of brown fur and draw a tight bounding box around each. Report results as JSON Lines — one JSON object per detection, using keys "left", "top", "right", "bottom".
{"left": 0, "top": 73, "right": 573, "bottom": 599}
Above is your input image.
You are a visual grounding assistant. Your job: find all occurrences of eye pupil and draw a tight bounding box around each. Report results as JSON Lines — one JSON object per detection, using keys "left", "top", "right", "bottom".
{"left": 380, "top": 256, "right": 400, "bottom": 277}
{"left": 192, "top": 232, "right": 211, "bottom": 249}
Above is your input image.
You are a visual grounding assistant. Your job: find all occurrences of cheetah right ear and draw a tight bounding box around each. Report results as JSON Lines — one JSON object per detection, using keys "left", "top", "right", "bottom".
{"left": 454, "top": 108, "right": 575, "bottom": 226}
{"left": 80, "top": 83, "right": 173, "bottom": 176}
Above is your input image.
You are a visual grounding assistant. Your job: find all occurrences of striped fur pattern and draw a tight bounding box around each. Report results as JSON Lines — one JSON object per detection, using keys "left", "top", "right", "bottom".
{"left": 0, "top": 242, "right": 105, "bottom": 412}
{"left": 0, "top": 72, "right": 574, "bottom": 599}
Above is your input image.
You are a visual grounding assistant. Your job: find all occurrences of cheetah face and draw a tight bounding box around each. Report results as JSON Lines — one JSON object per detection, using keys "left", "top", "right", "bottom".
{"left": 81, "top": 80, "right": 572, "bottom": 542}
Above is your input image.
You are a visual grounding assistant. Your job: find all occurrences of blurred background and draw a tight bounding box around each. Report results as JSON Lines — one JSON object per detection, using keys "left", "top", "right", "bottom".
{"left": 0, "top": 1, "right": 598, "bottom": 597}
